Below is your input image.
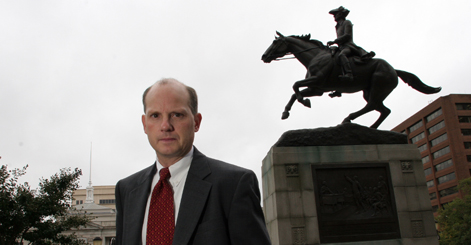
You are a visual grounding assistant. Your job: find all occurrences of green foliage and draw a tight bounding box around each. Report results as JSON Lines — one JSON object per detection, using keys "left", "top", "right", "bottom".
{"left": 0, "top": 165, "right": 91, "bottom": 245}
{"left": 436, "top": 177, "right": 471, "bottom": 245}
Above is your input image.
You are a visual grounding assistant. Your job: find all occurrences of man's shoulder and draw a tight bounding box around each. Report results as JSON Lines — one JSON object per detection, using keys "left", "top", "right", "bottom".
{"left": 205, "top": 156, "right": 251, "bottom": 174}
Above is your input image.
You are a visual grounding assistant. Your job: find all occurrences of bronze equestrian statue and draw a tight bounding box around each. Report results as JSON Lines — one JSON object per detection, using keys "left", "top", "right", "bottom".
{"left": 261, "top": 31, "right": 441, "bottom": 129}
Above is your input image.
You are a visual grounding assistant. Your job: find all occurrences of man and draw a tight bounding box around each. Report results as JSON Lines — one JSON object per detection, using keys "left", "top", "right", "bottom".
{"left": 115, "top": 78, "right": 271, "bottom": 245}
{"left": 327, "top": 6, "right": 375, "bottom": 97}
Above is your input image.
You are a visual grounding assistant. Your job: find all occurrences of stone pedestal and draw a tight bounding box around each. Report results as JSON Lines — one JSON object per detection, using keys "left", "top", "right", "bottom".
{"left": 262, "top": 124, "right": 438, "bottom": 245}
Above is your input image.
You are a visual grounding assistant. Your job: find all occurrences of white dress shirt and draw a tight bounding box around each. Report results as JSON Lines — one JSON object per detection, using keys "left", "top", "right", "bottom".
{"left": 141, "top": 147, "right": 193, "bottom": 244}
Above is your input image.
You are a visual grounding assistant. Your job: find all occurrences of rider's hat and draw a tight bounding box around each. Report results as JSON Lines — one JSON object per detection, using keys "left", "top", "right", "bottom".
{"left": 329, "top": 6, "right": 350, "bottom": 17}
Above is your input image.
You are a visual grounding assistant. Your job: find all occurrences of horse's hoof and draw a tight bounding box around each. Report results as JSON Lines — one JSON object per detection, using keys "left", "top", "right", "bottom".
{"left": 281, "top": 111, "right": 290, "bottom": 120}
{"left": 303, "top": 99, "right": 311, "bottom": 108}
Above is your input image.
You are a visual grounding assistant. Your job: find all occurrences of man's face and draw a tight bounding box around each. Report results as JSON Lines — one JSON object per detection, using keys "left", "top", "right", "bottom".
{"left": 334, "top": 12, "right": 344, "bottom": 22}
{"left": 142, "top": 82, "right": 202, "bottom": 166}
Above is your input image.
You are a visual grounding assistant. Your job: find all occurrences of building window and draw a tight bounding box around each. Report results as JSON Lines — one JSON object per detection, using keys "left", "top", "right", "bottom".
{"left": 432, "top": 205, "right": 439, "bottom": 212}
{"left": 424, "top": 168, "right": 432, "bottom": 176}
{"left": 459, "top": 116, "right": 471, "bottom": 123}
{"left": 418, "top": 144, "right": 427, "bottom": 152}
{"left": 456, "top": 103, "right": 471, "bottom": 110}
{"left": 426, "top": 108, "right": 443, "bottom": 122}
{"left": 433, "top": 146, "right": 450, "bottom": 159}
{"left": 429, "top": 192, "right": 437, "bottom": 200}
{"left": 468, "top": 155, "right": 471, "bottom": 162}
{"left": 409, "top": 120, "right": 423, "bottom": 133}
{"left": 430, "top": 133, "right": 448, "bottom": 147}
{"left": 76, "top": 200, "right": 83, "bottom": 205}
{"left": 462, "top": 129, "right": 471, "bottom": 136}
{"left": 422, "top": 155, "right": 430, "bottom": 164}
{"left": 465, "top": 142, "right": 471, "bottom": 149}
{"left": 99, "top": 199, "right": 116, "bottom": 204}
{"left": 411, "top": 132, "right": 425, "bottom": 144}
{"left": 428, "top": 120, "right": 445, "bottom": 135}
{"left": 434, "top": 159, "right": 453, "bottom": 172}
{"left": 427, "top": 180, "right": 435, "bottom": 188}
{"left": 437, "top": 172, "right": 456, "bottom": 185}
{"left": 439, "top": 186, "right": 458, "bottom": 197}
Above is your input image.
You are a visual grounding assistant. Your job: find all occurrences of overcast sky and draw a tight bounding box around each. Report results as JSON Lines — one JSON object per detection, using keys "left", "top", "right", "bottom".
{"left": 1, "top": 0, "right": 470, "bottom": 190}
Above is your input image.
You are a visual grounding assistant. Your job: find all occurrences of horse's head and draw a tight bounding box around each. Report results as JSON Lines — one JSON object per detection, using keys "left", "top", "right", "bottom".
{"left": 261, "top": 31, "right": 289, "bottom": 63}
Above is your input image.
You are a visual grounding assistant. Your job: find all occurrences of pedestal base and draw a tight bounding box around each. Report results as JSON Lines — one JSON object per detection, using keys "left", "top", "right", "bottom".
{"left": 262, "top": 125, "right": 438, "bottom": 245}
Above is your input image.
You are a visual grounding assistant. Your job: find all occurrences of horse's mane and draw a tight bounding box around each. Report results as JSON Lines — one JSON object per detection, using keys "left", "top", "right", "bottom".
{"left": 290, "top": 34, "right": 327, "bottom": 49}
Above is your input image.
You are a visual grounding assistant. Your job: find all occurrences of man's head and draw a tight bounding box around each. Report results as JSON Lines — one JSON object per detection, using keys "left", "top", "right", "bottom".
{"left": 329, "top": 6, "right": 349, "bottom": 21}
{"left": 141, "top": 78, "right": 202, "bottom": 167}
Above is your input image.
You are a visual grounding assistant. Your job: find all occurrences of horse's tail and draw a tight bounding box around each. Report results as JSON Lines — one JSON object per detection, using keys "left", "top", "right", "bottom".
{"left": 396, "top": 70, "right": 441, "bottom": 94}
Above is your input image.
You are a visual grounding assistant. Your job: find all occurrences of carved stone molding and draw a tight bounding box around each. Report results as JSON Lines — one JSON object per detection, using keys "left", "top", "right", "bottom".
{"left": 292, "top": 227, "right": 305, "bottom": 244}
{"left": 285, "top": 164, "right": 299, "bottom": 177}
{"left": 411, "top": 220, "right": 425, "bottom": 238}
{"left": 401, "top": 161, "right": 413, "bottom": 172}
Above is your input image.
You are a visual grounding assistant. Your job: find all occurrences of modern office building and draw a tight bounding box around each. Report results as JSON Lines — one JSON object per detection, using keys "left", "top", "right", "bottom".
{"left": 391, "top": 94, "right": 471, "bottom": 213}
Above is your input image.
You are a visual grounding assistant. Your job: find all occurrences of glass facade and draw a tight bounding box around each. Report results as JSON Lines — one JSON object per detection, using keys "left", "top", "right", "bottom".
{"left": 409, "top": 120, "right": 423, "bottom": 133}
{"left": 430, "top": 133, "right": 447, "bottom": 147}
{"left": 433, "top": 146, "right": 450, "bottom": 159}
{"left": 439, "top": 186, "right": 458, "bottom": 197}
{"left": 437, "top": 172, "right": 456, "bottom": 185}
{"left": 426, "top": 108, "right": 442, "bottom": 122}
{"left": 427, "top": 180, "right": 435, "bottom": 188}
{"left": 428, "top": 120, "right": 445, "bottom": 135}
{"left": 422, "top": 155, "right": 430, "bottom": 164}
{"left": 456, "top": 103, "right": 471, "bottom": 110}
{"left": 462, "top": 129, "right": 471, "bottom": 136}
{"left": 411, "top": 132, "right": 425, "bottom": 144}
{"left": 424, "top": 168, "right": 432, "bottom": 176}
{"left": 434, "top": 159, "right": 453, "bottom": 172}
{"left": 459, "top": 116, "right": 471, "bottom": 123}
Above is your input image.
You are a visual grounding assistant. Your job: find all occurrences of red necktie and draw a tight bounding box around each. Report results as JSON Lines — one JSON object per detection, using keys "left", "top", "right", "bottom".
{"left": 146, "top": 167, "right": 174, "bottom": 245}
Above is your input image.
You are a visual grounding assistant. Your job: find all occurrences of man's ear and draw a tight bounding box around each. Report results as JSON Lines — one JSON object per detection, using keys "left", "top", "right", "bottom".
{"left": 142, "top": 114, "right": 147, "bottom": 134}
{"left": 194, "top": 113, "right": 202, "bottom": 132}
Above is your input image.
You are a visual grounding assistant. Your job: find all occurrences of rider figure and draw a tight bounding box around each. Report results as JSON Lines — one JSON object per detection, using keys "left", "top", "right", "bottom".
{"left": 327, "top": 6, "right": 375, "bottom": 97}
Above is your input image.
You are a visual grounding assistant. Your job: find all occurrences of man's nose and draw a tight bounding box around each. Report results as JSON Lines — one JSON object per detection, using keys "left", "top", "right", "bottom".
{"left": 160, "top": 118, "right": 173, "bottom": 131}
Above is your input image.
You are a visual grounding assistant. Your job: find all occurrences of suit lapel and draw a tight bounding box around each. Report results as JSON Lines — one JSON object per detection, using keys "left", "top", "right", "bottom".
{"left": 125, "top": 164, "right": 156, "bottom": 244}
{"left": 173, "top": 149, "right": 212, "bottom": 245}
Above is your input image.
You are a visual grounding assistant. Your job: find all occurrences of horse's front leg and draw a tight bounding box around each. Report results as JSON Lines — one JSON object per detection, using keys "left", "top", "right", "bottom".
{"left": 292, "top": 76, "right": 318, "bottom": 108}
{"left": 281, "top": 94, "right": 297, "bottom": 120}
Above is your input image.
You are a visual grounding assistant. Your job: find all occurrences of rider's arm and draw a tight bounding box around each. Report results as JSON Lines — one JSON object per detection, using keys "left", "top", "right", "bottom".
{"left": 333, "top": 20, "right": 353, "bottom": 45}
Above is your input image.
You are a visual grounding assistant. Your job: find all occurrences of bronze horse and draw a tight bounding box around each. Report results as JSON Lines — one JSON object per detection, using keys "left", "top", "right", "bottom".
{"left": 261, "top": 32, "right": 441, "bottom": 128}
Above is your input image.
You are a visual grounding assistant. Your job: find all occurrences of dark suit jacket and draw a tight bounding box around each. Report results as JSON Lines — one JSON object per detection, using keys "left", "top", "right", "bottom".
{"left": 115, "top": 148, "right": 271, "bottom": 245}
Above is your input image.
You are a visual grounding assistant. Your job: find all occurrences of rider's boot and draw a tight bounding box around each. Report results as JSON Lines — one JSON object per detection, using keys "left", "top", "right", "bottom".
{"left": 339, "top": 55, "right": 354, "bottom": 82}
{"left": 329, "top": 55, "right": 352, "bottom": 98}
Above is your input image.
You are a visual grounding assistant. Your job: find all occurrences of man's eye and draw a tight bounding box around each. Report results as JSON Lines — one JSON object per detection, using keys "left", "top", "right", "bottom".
{"left": 150, "top": 114, "right": 159, "bottom": 118}
{"left": 173, "top": 113, "right": 183, "bottom": 118}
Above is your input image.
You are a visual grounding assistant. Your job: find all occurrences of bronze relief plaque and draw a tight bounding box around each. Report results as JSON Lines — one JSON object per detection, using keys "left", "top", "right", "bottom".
{"left": 311, "top": 163, "right": 401, "bottom": 243}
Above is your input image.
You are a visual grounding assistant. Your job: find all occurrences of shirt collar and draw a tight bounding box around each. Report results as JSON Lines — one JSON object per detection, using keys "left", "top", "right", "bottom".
{"left": 156, "top": 147, "right": 193, "bottom": 187}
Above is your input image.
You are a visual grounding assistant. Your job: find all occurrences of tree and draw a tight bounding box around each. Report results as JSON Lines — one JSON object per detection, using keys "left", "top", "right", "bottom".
{"left": 0, "top": 164, "right": 91, "bottom": 245}
{"left": 436, "top": 177, "right": 471, "bottom": 245}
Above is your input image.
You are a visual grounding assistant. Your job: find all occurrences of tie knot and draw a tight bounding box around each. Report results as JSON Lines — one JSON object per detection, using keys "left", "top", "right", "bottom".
{"left": 159, "top": 167, "right": 171, "bottom": 180}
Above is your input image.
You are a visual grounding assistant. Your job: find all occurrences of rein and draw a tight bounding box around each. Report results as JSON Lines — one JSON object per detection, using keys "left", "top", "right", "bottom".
{"left": 273, "top": 46, "right": 320, "bottom": 61}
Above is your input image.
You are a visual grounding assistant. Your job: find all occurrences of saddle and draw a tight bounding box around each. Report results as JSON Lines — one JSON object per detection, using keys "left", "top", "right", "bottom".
{"left": 329, "top": 46, "right": 376, "bottom": 64}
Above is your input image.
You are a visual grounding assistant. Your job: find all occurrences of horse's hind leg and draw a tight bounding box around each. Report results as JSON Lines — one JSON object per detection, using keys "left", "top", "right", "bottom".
{"left": 370, "top": 103, "right": 391, "bottom": 129}
{"left": 342, "top": 103, "right": 375, "bottom": 124}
